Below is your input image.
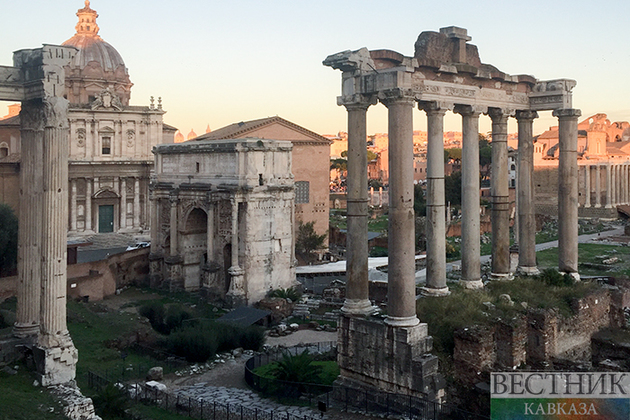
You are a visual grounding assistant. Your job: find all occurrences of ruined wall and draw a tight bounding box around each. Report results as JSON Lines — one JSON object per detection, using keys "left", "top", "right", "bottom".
{"left": 454, "top": 289, "right": 615, "bottom": 383}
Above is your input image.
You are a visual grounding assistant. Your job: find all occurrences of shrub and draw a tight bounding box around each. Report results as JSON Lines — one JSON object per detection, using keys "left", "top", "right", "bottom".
{"left": 270, "top": 350, "right": 323, "bottom": 384}
{"left": 269, "top": 287, "right": 302, "bottom": 302}
{"left": 139, "top": 302, "right": 192, "bottom": 335}
{"left": 92, "top": 383, "right": 129, "bottom": 418}
{"left": 537, "top": 268, "right": 575, "bottom": 287}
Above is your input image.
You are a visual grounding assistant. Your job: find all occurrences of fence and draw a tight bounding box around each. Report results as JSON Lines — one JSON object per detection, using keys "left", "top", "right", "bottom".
{"left": 87, "top": 370, "right": 322, "bottom": 420}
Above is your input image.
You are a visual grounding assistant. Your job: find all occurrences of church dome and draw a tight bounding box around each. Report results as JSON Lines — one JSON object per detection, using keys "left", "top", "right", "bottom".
{"left": 62, "top": 1, "right": 133, "bottom": 106}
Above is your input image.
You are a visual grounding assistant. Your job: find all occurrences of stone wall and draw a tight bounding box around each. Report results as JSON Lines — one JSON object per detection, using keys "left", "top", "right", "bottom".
{"left": 0, "top": 248, "right": 149, "bottom": 302}
{"left": 454, "top": 288, "right": 620, "bottom": 383}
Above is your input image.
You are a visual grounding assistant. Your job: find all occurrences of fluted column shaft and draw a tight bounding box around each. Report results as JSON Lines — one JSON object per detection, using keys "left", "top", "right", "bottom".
{"left": 516, "top": 110, "right": 539, "bottom": 274}
{"left": 85, "top": 179, "right": 92, "bottom": 231}
{"left": 149, "top": 191, "right": 159, "bottom": 254}
{"left": 489, "top": 109, "right": 511, "bottom": 279}
{"left": 14, "top": 101, "right": 44, "bottom": 338}
{"left": 342, "top": 102, "right": 373, "bottom": 315}
{"left": 40, "top": 100, "right": 71, "bottom": 345}
{"left": 422, "top": 102, "right": 450, "bottom": 296}
{"left": 230, "top": 199, "right": 240, "bottom": 269}
{"left": 554, "top": 108, "right": 581, "bottom": 275}
{"left": 120, "top": 177, "right": 127, "bottom": 229}
{"left": 382, "top": 95, "right": 419, "bottom": 326}
{"left": 133, "top": 177, "right": 141, "bottom": 228}
{"left": 207, "top": 205, "right": 214, "bottom": 258}
{"left": 455, "top": 105, "right": 482, "bottom": 288}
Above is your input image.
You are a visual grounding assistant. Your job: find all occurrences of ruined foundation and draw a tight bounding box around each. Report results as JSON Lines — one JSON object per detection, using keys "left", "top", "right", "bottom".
{"left": 336, "top": 315, "right": 445, "bottom": 400}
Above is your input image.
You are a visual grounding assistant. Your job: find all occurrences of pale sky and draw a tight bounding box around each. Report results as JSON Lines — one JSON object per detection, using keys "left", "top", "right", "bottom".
{"left": 1, "top": 0, "right": 629, "bottom": 138}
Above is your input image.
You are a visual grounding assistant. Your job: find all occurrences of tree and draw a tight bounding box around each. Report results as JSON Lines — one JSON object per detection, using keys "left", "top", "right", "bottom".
{"left": 444, "top": 148, "right": 462, "bottom": 163}
{"left": 479, "top": 134, "right": 492, "bottom": 182}
{"left": 414, "top": 184, "right": 426, "bottom": 216}
{"left": 295, "top": 221, "right": 326, "bottom": 258}
{"left": 270, "top": 349, "right": 323, "bottom": 384}
{"left": 0, "top": 204, "right": 18, "bottom": 276}
{"left": 367, "top": 150, "right": 378, "bottom": 162}
{"left": 444, "top": 170, "right": 462, "bottom": 206}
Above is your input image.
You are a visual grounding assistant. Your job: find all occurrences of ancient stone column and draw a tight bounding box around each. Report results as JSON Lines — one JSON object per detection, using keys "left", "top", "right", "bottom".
{"left": 342, "top": 102, "right": 374, "bottom": 315}
{"left": 169, "top": 195, "right": 178, "bottom": 256}
{"left": 516, "top": 110, "right": 539, "bottom": 275}
{"left": 133, "top": 177, "right": 141, "bottom": 228}
{"left": 554, "top": 108, "right": 581, "bottom": 277}
{"left": 455, "top": 105, "right": 483, "bottom": 288}
{"left": 14, "top": 101, "right": 44, "bottom": 338}
{"left": 38, "top": 96, "right": 78, "bottom": 385}
{"left": 120, "top": 177, "right": 127, "bottom": 230}
{"left": 595, "top": 165, "right": 601, "bottom": 208}
{"left": 85, "top": 178, "right": 92, "bottom": 231}
{"left": 227, "top": 198, "right": 245, "bottom": 304}
{"left": 207, "top": 204, "right": 214, "bottom": 258}
{"left": 380, "top": 93, "right": 419, "bottom": 327}
{"left": 605, "top": 163, "right": 612, "bottom": 208}
{"left": 70, "top": 179, "right": 77, "bottom": 232}
{"left": 584, "top": 165, "right": 591, "bottom": 208}
{"left": 488, "top": 108, "right": 512, "bottom": 280}
{"left": 420, "top": 101, "right": 450, "bottom": 296}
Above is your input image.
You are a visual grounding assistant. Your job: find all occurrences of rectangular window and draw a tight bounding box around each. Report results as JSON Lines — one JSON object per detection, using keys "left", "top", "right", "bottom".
{"left": 295, "top": 181, "right": 310, "bottom": 204}
{"left": 102, "top": 137, "right": 111, "bottom": 155}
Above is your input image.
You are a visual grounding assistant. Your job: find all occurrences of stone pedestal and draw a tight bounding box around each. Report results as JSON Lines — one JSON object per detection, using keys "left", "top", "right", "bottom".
{"left": 34, "top": 332, "right": 78, "bottom": 387}
{"left": 336, "top": 315, "right": 444, "bottom": 400}
{"left": 226, "top": 265, "right": 246, "bottom": 307}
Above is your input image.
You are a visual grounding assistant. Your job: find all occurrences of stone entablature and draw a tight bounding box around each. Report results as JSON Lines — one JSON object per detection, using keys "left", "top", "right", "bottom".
{"left": 151, "top": 139, "right": 296, "bottom": 305}
{"left": 324, "top": 28, "right": 574, "bottom": 113}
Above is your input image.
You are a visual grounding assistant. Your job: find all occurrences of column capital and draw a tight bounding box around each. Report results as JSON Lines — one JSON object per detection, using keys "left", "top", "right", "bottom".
{"left": 378, "top": 88, "right": 416, "bottom": 107}
{"left": 418, "top": 100, "right": 453, "bottom": 115}
{"left": 552, "top": 108, "right": 582, "bottom": 119}
{"left": 340, "top": 94, "right": 377, "bottom": 111}
{"left": 169, "top": 194, "right": 179, "bottom": 205}
{"left": 515, "top": 109, "right": 539, "bottom": 121}
{"left": 487, "top": 107, "right": 515, "bottom": 121}
{"left": 453, "top": 104, "right": 486, "bottom": 117}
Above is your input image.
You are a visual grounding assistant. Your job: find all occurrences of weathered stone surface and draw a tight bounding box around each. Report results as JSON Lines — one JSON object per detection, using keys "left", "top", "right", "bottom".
{"left": 147, "top": 366, "right": 163, "bottom": 381}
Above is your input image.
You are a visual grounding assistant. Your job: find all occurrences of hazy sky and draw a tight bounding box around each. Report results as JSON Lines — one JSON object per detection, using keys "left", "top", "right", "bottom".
{"left": 1, "top": 0, "right": 629, "bottom": 138}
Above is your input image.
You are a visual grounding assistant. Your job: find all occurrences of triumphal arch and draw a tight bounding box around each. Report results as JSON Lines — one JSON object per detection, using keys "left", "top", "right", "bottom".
{"left": 325, "top": 27, "right": 580, "bottom": 399}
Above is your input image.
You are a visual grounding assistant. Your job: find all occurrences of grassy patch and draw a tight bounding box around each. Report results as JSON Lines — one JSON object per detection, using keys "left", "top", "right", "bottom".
{"left": 0, "top": 366, "right": 65, "bottom": 420}
{"left": 537, "top": 243, "right": 630, "bottom": 277}
{"left": 254, "top": 360, "right": 339, "bottom": 386}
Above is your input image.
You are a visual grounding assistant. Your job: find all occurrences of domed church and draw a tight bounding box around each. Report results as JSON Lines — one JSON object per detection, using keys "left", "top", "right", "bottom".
{"left": 0, "top": 1, "right": 177, "bottom": 235}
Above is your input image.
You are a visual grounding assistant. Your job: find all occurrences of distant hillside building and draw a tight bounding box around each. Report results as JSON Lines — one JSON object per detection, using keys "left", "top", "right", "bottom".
{"left": 192, "top": 116, "right": 331, "bottom": 246}
{"left": 0, "top": 1, "right": 176, "bottom": 234}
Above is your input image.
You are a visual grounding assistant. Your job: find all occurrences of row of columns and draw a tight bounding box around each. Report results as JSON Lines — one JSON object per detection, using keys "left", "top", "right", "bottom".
{"left": 341, "top": 92, "right": 581, "bottom": 326}
{"left": 69, "top": 176, "right": 144, "bottom": 232}
{"left": 581, "top": 162, "right": 630, "bottom": 208}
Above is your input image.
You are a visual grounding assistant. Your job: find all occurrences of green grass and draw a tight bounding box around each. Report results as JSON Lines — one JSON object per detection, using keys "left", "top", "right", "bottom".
{"left": 254, "top": 360, "right": 340, "bottom": 386}
{"left": 0, "top": 366, "right": 65, "bottom": 420}
{"left": 536, "top": 243, "right": 630, "bottom": 277}
{"left": 367, "top": 215, "right": 389, "bottom": 233}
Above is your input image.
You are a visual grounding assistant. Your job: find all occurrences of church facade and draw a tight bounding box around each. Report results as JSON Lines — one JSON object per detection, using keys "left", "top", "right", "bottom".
{"left": 0, "top": 1, "right": 175, "bottom": 234}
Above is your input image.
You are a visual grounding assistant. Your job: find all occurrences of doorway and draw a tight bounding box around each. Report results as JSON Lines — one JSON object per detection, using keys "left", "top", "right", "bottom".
{"left": 98, "top": 205, "right": 114, "bottom": 232}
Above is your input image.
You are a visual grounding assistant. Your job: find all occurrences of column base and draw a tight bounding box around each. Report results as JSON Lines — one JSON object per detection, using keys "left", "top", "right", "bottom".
{"left": 561, "top": 271, "right": 581, "bottom": 282}
{"left": 420, "top": 286, "right": 451, "bottom": 297}
{"left": 605, "top": 205, "right": 613, "bottom": 209}
{"left": 384, "top": 315, "right": 420, "bottom": 327}
{"left": 341, "top": 299, "right": 378, "bottom": 316}
{"left": 584, "top": 204, "right": 591, "bottom": 209}
{"left": 517, "top": 266, "right": 540, "bottom": 276}
{"left": 13, "top": 323, "right": 39, "bottom": 339}
{"left": 490, "top": 272, "right": 514, "bottom": 281}
{"left": 34, "top": 332, "right": 78, "bottom": 386}
{"left": 460, "top": 279, "right": 484, "bottom": 290}
{"left": 226, "top": 266, "right": 246, "bottom": 307}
